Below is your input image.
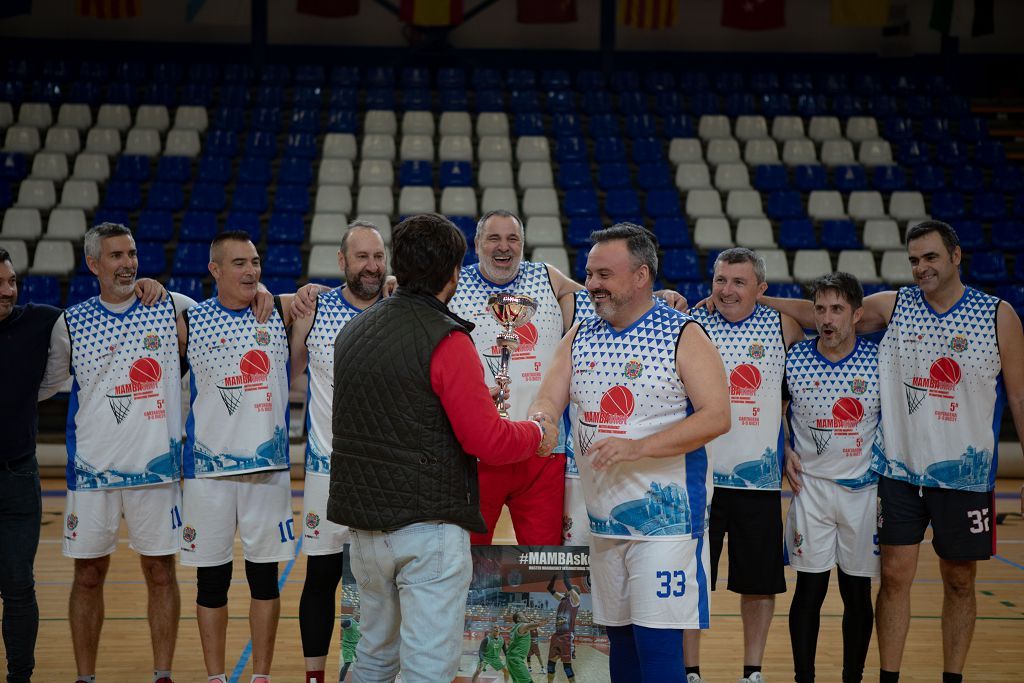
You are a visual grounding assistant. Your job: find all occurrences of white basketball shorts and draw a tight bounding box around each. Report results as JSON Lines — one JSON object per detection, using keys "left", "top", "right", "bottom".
{"left": 62, "top": 482, "right": 182, "bottom": 559}
{"left": 301, "top": 472, "right": 350, "bottom": 555}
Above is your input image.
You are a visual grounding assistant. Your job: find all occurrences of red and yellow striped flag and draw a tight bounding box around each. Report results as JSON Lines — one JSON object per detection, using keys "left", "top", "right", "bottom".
{"left": 398, "top": 0, "right": 463, "bottom": 26}
{"left": 618, "top": 0, "right": 677, "bottom": 29}
{"left": 76, "top": 0, "right": 140, "bottom": 18}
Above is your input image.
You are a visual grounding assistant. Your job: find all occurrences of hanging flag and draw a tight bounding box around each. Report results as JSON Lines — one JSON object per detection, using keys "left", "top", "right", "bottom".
{"left": 76, "top": 0, "right": 140, "bottom": 18}
{"left": 930, "top": 0, "right": 993, "bottom": 36}
{"left": 517, "top": 0, "right": 576, "bottom": 24}
{"left": 618, "top": 0, "right": 678, "bottom": 29}
{"left": 721, "top": 0, "right": 785, "bottom": 31}
{"left": 399, "top": 0, "right": 463, "bottom": 26}
{"left": 297, "top": 0, "right": 360, "bottom": 17}
{"left": 0, "top": 0, "right": 31, "bottom": 18}
{"left": 831, "top": 0, "right": 890, "bottom": 27}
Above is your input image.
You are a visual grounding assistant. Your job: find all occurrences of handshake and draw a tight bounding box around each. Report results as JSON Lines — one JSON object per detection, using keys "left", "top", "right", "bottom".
{"left": 531, "top": 412, "right": 559, "bottom": 458}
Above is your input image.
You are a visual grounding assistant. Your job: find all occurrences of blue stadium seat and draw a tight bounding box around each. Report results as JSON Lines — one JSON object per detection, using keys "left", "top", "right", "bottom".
{"left": 189, "top": 182, "right": 227, "bottom": 212}
{"left": 68, "top": 82, "right": 101, "bottom": 106}
{"left": 198, "top": 155, "right": 232, "bottom": 183}
{"left": 992, "top": 220, "right": 1024, "bottom": 250}
{"left": 611, "top": 71, "right": 641, "bottom": 92}
{"left": 400, "top": 161, "right": 433, "bottom": 187}
{"left": 905, "top": 95, "right": 933, "bottom": 118}
{"left": 896, "top": 140, "right": 929, "bottom": 167}
{"left": 440, "top": 161, "right": 472, "bottom": 188}
{"left": 655, "top": 92, "right": 684, "bottom": 117}
{"left": 631, "top": 138, "right": 664, "bottom": 164}
{"left": 105, "top": 82, "right": 138, "bottom": 106}
{"left": 594, "top": 137, "right": 626, "bottom": 163}
{"left": 868, "top": 95, "right": 899, "bottom": 119}
{"left": 605, "top": 189, "right": 641, "bottom": 222}
{"left": 514, "top": 113, "right": 545, "bottom": 136}
{"left": 232, "top": 184, "right": 269, "bottom": 214}
{"left": 254, "top": 85, "right": 284, "bottom": 107}
{"left": 0, "top": 80, "right": 24, "bottom": 105}
{"left": 750, "top": 72, "right": 780, "bottom": 93}
{"left": 67, "top": 275, "right": 100, "bottom": 305}
{"left": 972, "top": 191, "right": 1007, "bottom": 221}
{"left": 223, "top": 64, "right": 254, "bottom": 83}
{"left": 147, "top": 182, "right": 184, "bottom": 211}
{"left": 832, "top": 94, "right": 863, "bottom": 118}
{"left": 225, "top": 212, "right": 262, "bottom": 242}
{"left": 285, "top": 133, "right": 317, "bottom": 159}
{"left": 113, "top": 155, "right": 151, "bottom": 182}
{"left": 92, "top": 210, "right": 129, "bottom": 228}
{"left": 576, "top": 70, "right": 605, "bottom": 91}
{"left": 784, "top": 72, "right": 814, "bottom": 94}
{"left": 557, "top": 162, "right": 591, "bottom": 190}
{"left": 296, "top": 65, "right": 325, "bottom": 86}
{"left": 211, "top": 106, "right": 245, "bottom": 132}
{"left": 365, "top": 66, "right": 394, "bottom": 88}
{"left": 821, "top": 220, "right": 861, "bottom": 250}
{"left": 0, "top": 183, "right": 10, "bottom": 209}
{"left": 206, "top": 130, "right": 239, "bottom": 157}
{"left": 760, "top": 94, "right": 792, "bottom": 117}
{"left": 714, "top": 72, "right": 744, "bottom": 94}
{"left": 853, "top": 73, "right": 882, "bottom": 95}
{"left": 872, "top": 165, "right": 907, "bottom": 192}
{"left": 260, "top": 64, "right": 290, "bottom": 86}
{"left": 678, "top": 281, "right": 710, "bottom": 304}
{"left": 952, "top": 220, "right": 986, "bottom": 251}
{"left": 400, "top": 66, "right": 429, "bottom": 89}
{"left": 510, "top": 89, "right": 540, "bottom": 113}
{"left": 545, "top": 90, "right": 575, "bottom": 114}
{"left": 449, "top": 216, "right": 476, "bottom": 243}
{"left": 975, "top": 141, "right": 1006, "bottom": 168}
{"left": 261, "top": 277, "right": 297, "bottom": 294}
{"left": 172, "top": 243, "right": 209, "bottom": 276}
{"left": 402, "top": 89, "right": 432, "bottom": 111}
{"left": 437, "top": 68, "right": 465, "bottom": 89}
{"left": 911, "top": 164, "right": 946, "bottom": 192}
{"left": 722, "top": 93, "right": 755, "bottom": 117}
{"left": 929, "top": 191, "right": 966, "bottom": 222}
{"left": 188, "top": 63, "right": 221, "bottom": 84}
{"left": 958, "top": 116, "right": 988, "bottom": 142}
{"left": 991, "top": 165, "right": 1024, "bottom": 193}
{"left": 250, "top": 106, "right": 281, "bottom": 132}
{"left": 618, "top": 91, "right": 648, "bottom": 115}
{"left": 179, "top": 211, "right": 218, "bottom": 241}
{"left": 952, "top": 165, "right": 985, "bottom": 193}
{"left": 278, "top": 157, "right": 313, "bottom": 186}
{"left": 0, "top": 153, "right": 28, "bottom": 182}
{"left": 653, "top": 218, "right": 692, "bottom": 248}
{"left": 554, "top": 136, "right": 588, "bottom": 163}
{"left": 645, "top": 71, "right": 675, "bottom": 93}
{"left": 219, "top": 84, "right": 249, "bottom": 108}
{"left": 598, "top": 163, "right": 632, "bottom": 191}
{"left": 440, "top": 89, "right": 468, "bottom": 111}
{"left": 507, "top": 68, "right": 536, "bottom": 89}
{"left": 664, "top": 114, "right": 695, "bottom": 138}
{"left": 637, "top": 162, "right": 672, "bottom": 190}
{"left": 30, "top": 80, "right": 63, "bottom": 105}
{"left": 156, "top": 156, "right": 192, "bottom": 183}
{"left": 327, "top": 109, "right": 357, "bottom": 133}
{"left": 552, "top": 113, "right": 582, "bottom": 137}
{"left": 690, "top": 93, "right": 721, "bottom": 116}
{"left": 290, "top": 107, "right": 320, "bottom": 133}
{"left": 472, "top": 68, "right": 502, "bottom": 90}
{"left": 833, "top": 165, "right": 867, "bottom": 192}
{"left": 793, "top": 165, "right": 828, "bottom": 192}
{"left": 263, "top": 245, "right": 303, "bottom": 277}
{"left": 775, "top": 219, "right": 816, "bottom": 252}
{"left": 573, "top": 248, "right": 590, "bottom": 281}
{"left": 275, "top": 185, "right": 310, "bottom": 214}
{"left": 80, "top": 61, "right": 110, "bottom": 82}
{"left": 645, "top": 189, "right": 682, "bottom": 218}
{"left": 20, "top": 275, "right": 61, "bottom": 307}
{"left": 103, "top": 181, "right": 142, "bottom": 211}
{"left": 796, "top": 94, "right": 828, "bottom": 118}
{"left": 329, "top": 88, "right": 358, "bottom": 110}
{"left": 136, "top": 242, "right": 166, "bottom": 275}
{"left": 768, "top": 191, "right": 807, "bottom": 220}
{"left": 567, "top": 217, "right": 601, "bottom": 248}
{"left": 563, "top": 189, "right": 600, "bottom": 217}
{"left": 996, "top": 284, "right": 1024, "bottom": 311}
{"left": 661, "top": 249, "right": 701, "bottom": 281}
{"left": 589, "top": 114, "right": 620, "bottom": 138}
{"left": 943, "top": 96, "right": 970, "bottom": 118}
{"left": 267, "top": 212, "right": 305, "bottom": 243}
{"left": 935, "top": 140, "right": 968, "bottom": 167}
{"left": 625, "top": 114, "right": 656, "bottom": 139}
{"left": 475, "top": 90, "right": 505, "bottom": 112}
{"left": 921, "top": 117, "right": 951, "bottom": 143}
{"left": 883, "top": 117, "right": 913, "bottom": 142}
{"left": 142, "top": 83, "right": 176, "bottom": 107}
{"left": 967, "top": 251, "right": 1007, "bottom": 284}
{"left": 367, "top": 88, "right": 397, "bottom": 110}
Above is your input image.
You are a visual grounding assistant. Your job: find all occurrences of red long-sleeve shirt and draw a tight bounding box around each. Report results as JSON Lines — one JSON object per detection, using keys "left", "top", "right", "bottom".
{"left": 429, "top": 331, "right": 542, "bottom": 464}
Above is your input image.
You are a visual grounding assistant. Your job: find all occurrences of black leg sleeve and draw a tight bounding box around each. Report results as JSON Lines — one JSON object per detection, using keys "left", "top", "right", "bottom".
{"left": 299, "top": 552, "right": 344, "bottom": 658}
{"left": 837, "top": 568, "right": 873, "bottom": 683}
{"left": 789, "top": 570, "right": 831, "bottom": 683}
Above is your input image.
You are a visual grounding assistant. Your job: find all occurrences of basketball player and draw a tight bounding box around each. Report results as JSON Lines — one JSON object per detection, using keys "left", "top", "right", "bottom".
{"left": 527, "top": 625, "right": 544, "bottom": 672}
{"left": 529, "top": 224, "right": 730, "bottom": 683}
{"left": 763, "top": 221, "right": 1024, "bottom": 683}
{"left": 176, "top": 231, "right": 307, "bottom": 683}
{"left": 35, "top": 223, "right": 194, "bottom": 683}
{"left": 447, "top": 210, "right": 686, "bottom": 546}
{"left": 506, "top": 611, "right": 551, "bottom": 683}
{"left": 783, "top": 273, "right": 880, "bottom": 683}
{"left": 471, "top": 626, "right": 509, "bottom": 683}
{"left": 686, "top": 247, "right": 804, "bottom": 683}
{"left": 545, "top": 574, "right": 581, "bottom": 682}
{"left": 338, "top": 612, "right": 361, "bottom": 681}
{"left": 289, "top": 221, "right": 386, "bottom": 683}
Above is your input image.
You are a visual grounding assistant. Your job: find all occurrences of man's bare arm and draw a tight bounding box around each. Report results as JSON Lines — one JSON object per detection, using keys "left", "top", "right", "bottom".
{"left": 994, "top": 303, "right": 1024, "bottom": 514}
{"left": 529, "top": 324, "right": 577, "bottom": 424}
{"left": 759, "top": 289, "right": 896, "bottom": 335}
{"left": 780, "top": 313, "right": 805, "bottom": 349}
{"left": 289, "top": 302, "right": 315, "bottom": 384}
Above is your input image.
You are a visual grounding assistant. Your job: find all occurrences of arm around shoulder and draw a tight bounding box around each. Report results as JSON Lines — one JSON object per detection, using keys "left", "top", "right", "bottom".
{"left": 997, "top": 302, "right": 1024, "bottom": 444}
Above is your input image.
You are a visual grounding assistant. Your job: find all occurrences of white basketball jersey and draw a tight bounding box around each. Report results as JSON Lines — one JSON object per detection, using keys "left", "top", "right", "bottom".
{"left": 689, "top": 304, "right": 786, "bottom": 490}
{"left": 183, "top": 297, "right": 290, "bottom": 478}
{"left": 877, "top": 286, "right": 1003, "bottom": 492}
{"left": 564, "top": 289, "right": 598, "bottom": 478}
{"left": 304, "top": 288, "right": 369, "bottom": 475}
{"left": 448, "top": 260, "right": 564, "bottom": 423}
{"left": 786, "top": 338, "right": 883, "bottom": 489}
{"left": 569, "top": 303, "right": 711, "bottom": 540}
{"left": 64, "top": 297, "right": 182, "bottom": 491}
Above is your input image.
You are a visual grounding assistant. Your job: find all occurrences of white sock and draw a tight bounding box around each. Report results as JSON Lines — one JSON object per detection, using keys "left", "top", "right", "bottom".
{"left": 154, "top": 670, "right": 172, "bottom": 683}
{"left": 208, "top": 676, "right": 227, "bottom": 683}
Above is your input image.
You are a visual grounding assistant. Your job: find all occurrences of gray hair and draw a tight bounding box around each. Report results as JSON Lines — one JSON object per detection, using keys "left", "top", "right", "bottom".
{"left": 340, "top": 219, "right": 382, "bottom": 254}
{"left": 475, "top": 209, "right": 524, "bottom": 242}
{"left": 713, "top": 247, "right": 767, "bottom": 284}
{"left": 84, "top": 223, "right": 132, "bottom": 261}
{"left": 590, "top": 222, "right": 659, "bottom": 280}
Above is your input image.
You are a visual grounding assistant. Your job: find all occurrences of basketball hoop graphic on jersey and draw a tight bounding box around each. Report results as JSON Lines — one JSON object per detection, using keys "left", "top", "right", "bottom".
{"left": 105, "top": 357, "right": 163, "bottom": 424}
{"left": 906, "top": 356, "right": 962, "bottom": 414}
{"left": 106, "top": 391, "right": 133, "bottom": 424}
{"left": 217, "top": 384, "right": 243, "bottom": 415}
{"left": 483, "top": 353, "right": 502, "bottom": 381}
{"left": 576, "top": 419, "right": 599, "bottom": 456}
{"left": 810, "top": 397, "right": 864, "bottom": 454}
{"left": 729, "top": 364, "right": 762, "bottom": 405}
{"left": 582, "top": 385, "right": 636, "bottom": 436}
{"left": 217, "top": 350, "right": 271, "bottom": 416}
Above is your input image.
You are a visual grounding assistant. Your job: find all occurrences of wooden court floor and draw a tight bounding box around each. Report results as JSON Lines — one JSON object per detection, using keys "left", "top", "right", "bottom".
{"left": 12, "top": 477, "right": 1024, "bottom": 682}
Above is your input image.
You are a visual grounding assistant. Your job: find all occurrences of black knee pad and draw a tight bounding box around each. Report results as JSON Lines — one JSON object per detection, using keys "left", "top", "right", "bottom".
{"left": 563, "top": 663, "right": 575, "bottom": 679}
{"left": 244, "top": 560, "right": 279, "bottom": 600}
{"left": 547, "top": 661, "right": 556, "bottom": 675}
{"left": 196, "top": 561, "right": 232, "bottom": 608}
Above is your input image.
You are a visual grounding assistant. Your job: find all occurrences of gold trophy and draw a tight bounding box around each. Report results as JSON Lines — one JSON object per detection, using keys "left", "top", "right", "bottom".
{"left": 486, "top": 292, "right": 538, "bottom": 419}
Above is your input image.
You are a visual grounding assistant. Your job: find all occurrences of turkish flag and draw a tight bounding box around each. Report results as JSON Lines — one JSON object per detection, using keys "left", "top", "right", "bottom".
{"left": 517, "top": 0, "right": 577, "bottom": 24}
{"left": 721, "top": 0, "right": 785, "bottom": 31}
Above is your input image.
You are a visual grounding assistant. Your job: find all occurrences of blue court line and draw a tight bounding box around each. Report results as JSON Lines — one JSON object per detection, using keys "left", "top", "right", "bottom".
{"left": 994, "top": 554, "right": 1024, "bottom": 572}
{"left": 228, "top": 537, "right": 302, "bottom": 683}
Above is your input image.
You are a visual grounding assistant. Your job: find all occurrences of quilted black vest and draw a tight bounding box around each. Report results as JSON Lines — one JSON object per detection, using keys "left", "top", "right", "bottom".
{"left": 327, "top": 288, "right": 487, "bottom": 533}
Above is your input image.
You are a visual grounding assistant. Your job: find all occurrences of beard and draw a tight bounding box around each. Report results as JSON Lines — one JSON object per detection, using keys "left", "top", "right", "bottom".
{"left": 345, "top": 268, "right": 383, "bottom": 300}
{"left": 590, "top": 289, "right": 630, "bottom": 322}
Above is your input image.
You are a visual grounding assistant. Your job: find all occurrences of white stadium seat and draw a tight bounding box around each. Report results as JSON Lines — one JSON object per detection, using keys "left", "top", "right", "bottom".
{"left": 307, "top": 245, "right": 343, "bottom": 278}
{"left": 96, "top": 104, "right": 132, "bottom": 131}
{"left": 1, "top": 208, "right": 42, "bottom": 240}
{"left": 173, "top": 105, "right": 208, "bottom": 132}
{"left": 685, "top": 189, "right": 724, "bottom": 218}
{"left": 358, "top": 160, "right": 394, "bottom": 187}
{"left": 771, "top": 116, "right": 805, "bottom": 141}
{"left": 531, "top": 246, "right": 570, "bottom": 274}
{"left": 440, "top": 187, "right": 478, "bottom": 216}
{"left": 43, "top": 127, "right": 81, "bottom": 155}
{"left": 845, "top": 116, "right": 879, "bottom": 143}
{"left": 3, "top": 126, "right": 40, "bottom": 154}
{"left": 57, "top": 103, "right": 92, "bottom": 131}
{"left": 45, "top": 208, "right": 87, "bottom": 240}
{"left": 30, "top": 152, "right": 69, "bottom": 182}
{"left": 807, "top": 191, "right": 847, "bottom": 220}
{"left": 402, "top": 111, "right": 435, "bottom": 136}
{"left": 858, "top": 140, "right": 893, "bottom": 167}
{"left": 124, "top": 128, "right": 161, "bottom": 156}
{"left": 135, "top": 105, "right": 170, "bottom": 132}
{"left": 85, "top": 128, "right": 122, "bottom": 155}
{"left": 888, "top": 192, "right": 927, "bottom": 222}
{"left": 309, "top": 214, "right": 347, "bottom": 245}
{"left": 323, "top": 133, "right": 357, "bottom": 159}
{"left": 361, "top": 134, "right": 397, "bottom": 161}
{"left": 72, "top": 153, "right": 110, "bottom": 181}
{"left": 17, "top": 103, "right": 52, "bottom": 129}
{"left": 863, "top": 219, "right": 902, "bottom": 251}
{"left": 476, "top": 112, "right": 510, "bottom": 137}
{"left": 792, "top": 249, "right": 833, "bottom": 281}
{"left": 714, "top": 163, "right": 751, "bottom": 191}
{"left": 760, "top": 249, "right": 792, "bottom": 282}
{"left": 0, "top": 239, "right": 29, "bottom": 271}
{"left": 522, "top": 188, "right": 559, "bottom": 218}
{"left": 478, "top": 136, "right": 512, "bottom": 162}
{"left": 518, "top": 161, "right": 554, "bottom": 189}
{"left": 820, "top": 140, "right": 856, "bottom": 167}
{"left": 164, "top": 129, "right": 200, "bottom": 157}
{"left": 438, "top": 135, "right": 474, "bottom": 162}
{"left": 354, "top": 186, "right": 391, "bottom": 216}
{"left": 836, "top": 250, "right": 881, "bottom": 283}
{"left": 364, "top": 110, "right": 398, "bottom": 135}
{"left": 58, "top": 179, "right": 99, "bottom": 211}
{"left": 735, "top": 218, "right": 776, "bottom": 248}
{"left": 30, "top": 239, "right": 75, "bottom": 275}
{"left": 698, "top": 115, "right": 731, "bottom": 140}
{"left": 706, "top": 139, "right": 740, "bottom": 165}
{"left": 734, "top": 115, "right": 769, "bottom": 141}
{"left": 316, "top": 185, "right": 355, "bottom": 214}
{"left": 693, "top": 217, "right": 734, "bottom": 250}
{"left": 808, "top": 116, "right": 842, "bottom": 142}
{"left": 669, "top": 138, "right": 703, "bottom": 165}
{"left": 525, "top": 216, "right": 564, "bottom": 248}
{"left": 481, "top": 187, "right": 519, "bottom": 216}
{"left": 881, "top": 250, "right": 914, "bottom": 283}
{"left": 398, "top": 186, "right": 436, "bottom": 214}
{"left": 675, "top": 162, "right": 711, "bottom": 191}
{"left": 16, "top": 179, "right": 56, "bottom": 210}
{"left": 516, "top": 136, "right": 550, "bottom": 163}
{"left": 399, "top": 135, "right": 434, "bottom": 162}
{"left": 726, "top": 190, "right": 765, "bottom": 219}
{"left": 439, "top": 111, "right": 472, "bottom": 136}
{"left": 318, "top": 158, "right": 354, "bottom": 186}
{"left": 478, "top": 161, "right": 514, "bottom": 188}
{"left": 847, "top": 191, "right": 887, "bottom": 221}
{"left": 782, "top": 140, "right": 817, "bottom": 166}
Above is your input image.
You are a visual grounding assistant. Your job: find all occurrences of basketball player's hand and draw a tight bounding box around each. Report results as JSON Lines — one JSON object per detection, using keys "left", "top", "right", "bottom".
{"left": 531, "top": 412, "right": 558, "bottom": 457}
{"left": 655, "top": 289, "right": 689, "bottom": 312}
{"left": 250, "top": 284, "right": 275, "bottom": 323}
{"left": 692, "top": 296, "right": 715, "bottom": 313}
{"left": 134, "top": 278, "right": 167, "bottom": 305}
{"left": 784, "top": 445, "right": 803, "bottom": 495}
{"left": 384, "top": 275, "right": 398, "bottom": 297}
{"left": 588, "top": 436, "right": 641, "bottom": 470}
{"left": 292, "top": 283, "right": 331, "bottom": 318}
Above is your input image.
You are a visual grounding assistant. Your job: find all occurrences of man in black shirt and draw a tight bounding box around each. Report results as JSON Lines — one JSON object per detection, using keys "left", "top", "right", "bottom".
{"left": 0, "top": 247, "right": 61, "bottom": 683}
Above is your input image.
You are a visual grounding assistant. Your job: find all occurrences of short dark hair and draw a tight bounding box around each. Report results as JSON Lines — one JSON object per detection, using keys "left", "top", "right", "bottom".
{"left": 391, "top": 213, "right": 466, "bottom": 296}
{"left": 209, "top": 230, "right": 255, "bottom": 262}
{"left": 809, "top": 271, "right": 864, "bottom": 310}
{"left": 0, "top": 247, "right": 10, "bottom": 266}
{"left": 589, "top": 222, "right": 659, "bottom": 280}
{"left": 713, "top": 247, "right": 767, "bottom": 284}
{"left": 905, "top": 220, "right": 960, "bottom": 255}
{"left": 84, "top": 222, "right": 132, "bottom": 260}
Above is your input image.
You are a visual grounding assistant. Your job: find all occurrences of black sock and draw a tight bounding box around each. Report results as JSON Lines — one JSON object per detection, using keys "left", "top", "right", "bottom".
{"left": 685, "top": 666, "right": 701, "bottom": 677}
{"left": 743, "top": 665, "right": 762, "bottom": 678}
{"left": 942, "top": 674, "right": 963, "bottom": 683}
{"left": 879, "top": 670, "right": 900, "bottom": 683}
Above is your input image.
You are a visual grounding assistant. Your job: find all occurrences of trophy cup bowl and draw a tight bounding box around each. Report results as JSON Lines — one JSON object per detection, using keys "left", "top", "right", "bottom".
{"left": 486, "top": 293, "right": 538, "bottom": 418}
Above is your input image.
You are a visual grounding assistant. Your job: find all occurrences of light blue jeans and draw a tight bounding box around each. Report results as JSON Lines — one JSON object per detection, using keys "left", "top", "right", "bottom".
{"left": 349, "top": 522, "right": 472, "bottom": 683}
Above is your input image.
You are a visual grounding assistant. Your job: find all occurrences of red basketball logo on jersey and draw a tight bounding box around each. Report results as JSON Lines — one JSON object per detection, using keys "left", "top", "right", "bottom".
{"left": 832, "top": 397, "right": 864, "bottom": 426}
{"left": 219, "top": 349, "right": 273, "bottom": 415}
{"left": 729, "top": 364, "right": 762, "bottom": 403}
{"left": 929, "top": 357, "right": 962, "bottom": 387}
{"left": 240, "top": 349, "right": 271, "bottom": 377}
{"left": 129, "top": 357, "right": 162, "bottom": 384}
{"left": 584, "top": 385, "right": 635, "bottom": 434}
{"left": 108, "top": 357, "right": 164, "bottom": 421}
{"left": 909, "top": 356, "right": 962, "bottom": 404}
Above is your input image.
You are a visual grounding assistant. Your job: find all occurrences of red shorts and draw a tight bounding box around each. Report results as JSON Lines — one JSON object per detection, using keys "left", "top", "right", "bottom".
{"left": 471, "top": 453, "right": 566, "bottom": 545}
{"left": 547, "top": 632, "right": 573, "bottom": 662}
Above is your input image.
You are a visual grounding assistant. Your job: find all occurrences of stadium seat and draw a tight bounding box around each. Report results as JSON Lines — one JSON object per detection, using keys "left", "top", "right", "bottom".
{"left": 1, "top": 208, "right": 41, "bottom": 240}
{"left": 975, "top": 141, "right": 1006, "bottom": 167}
{"left": 146, "top": 181, "right": 184, "bottom": 211}
{"left": 971, "top": 191, "right": 1006, "bottom": 221}
{"left": 793, "top": 165, "right": 828, "bottom": 192}
{"left": 880, "top": 250, "right": 913, "bottom": 284}
{"left": 845, "top": 116, "right": 878, "bottom": 143}
{"left": 263, "top": 245, "right": 303, "bottom": 277}
{"left": 702, "top": 139, "right": 738, "bottom": 166}
{"left": 698, "top": 115, "right": 731, "bottom": 140}
{"left": 911, "top": 164, "right": 946, "bottom": 192}
{"left": 135, "top": 104, "right": 170, "bottom": 132}
{"left": 767, "top": 191, "right": 806, "bottom": 220}
{"left": 872, "top": 165, "right": 906, "bottom": 192}
{"left": 714, "top": 163, "right": 751, "bottom": 191}
{"left": 401, "top": 111, "right": 434, "bottom": 136}
{"left": 836, "top": 250, "right": 881, "bottom": 283}
{"left": 517, "top": 136, "right": 550, "bottom": 163}
{"left": 863, "top": 219, "right": 902, "bottom": 251}
{"left": 952, "top": 220, "right": 986, "bottom": 250}
{"left": 3, "top": 126, "right": 41, "bottom": 154}
{"left": 858, "top": 140, "right": 893, "bottom": 167}
{"left": 782, "top": 140, "right": 817, "bottom": 166}
{"left": 318, "top": 185, "right": 356, "bottom": 214}
{"left": 685, "top": 189, "right": 723, "bottom": 218}
{"left": 19, "top": 275, "right": 61, "bottom": 307}
{"left": 637, "top": 162, "right": 672, "bottom": 190}
{"left": 808, "top": 116, "right": 841, "bottom": 142}
{"left": 525, "top": 216, "right": 563, "bottom": 248}
{"left": 362, "top": 134, "right": 397, "bottom": 161}
{"left": 309, "top": 214, "right": 347, "bottom": 245}
{"left": 275, "top": 185, "right": 310, "bottom": 214}
{"left": 480, "top": 188, "right": 519, "bottom": 216}
{"left": 778, "top": 219, "right": 817, "bottom": 250}
{"left": 553, "top": 136, "right": 587, "bottom": 164}
{"left": 16, "top": 179, "right": 56, "bottom": 210}
{"left": 661, "top": 248, "right": 701, "bottom": 281}
{"left": 847, "top": 191, "right": 887, "bottom": 221}
{"left": 567, "top": 216, "right": 602, "bottom": 247}
{"left": 267, "top": 212, "right": 305, "bottom": 243}
{"left": 155, "top": 155, "right": 191, "bottom": 183}
{"left": 930, "top": 191, "right": 966, "bottom": 222}
{"left": 29, "top": 152, "right": 68, "bottom": 182}
{"left": 598, "top": 163, "right": 631, "bottom": 191}
{"left": 17, "top": 103, "right": 52, "bottom": 129}
{"left": 968, "top": 251, "right": 1007, "bottom": 284}
{"left": 439, "top": 112, "right": 471, "bottom": 136}
{"left": 318, "top": 159, "right": 354, "bottom": 187}
{"left": 726, "top": 190, "right": 764, "bottom": 219}
{"left": 323, "top": 133, "right": 357, "bottom": 160}
{"left": 953, "top": 164, "right": 985, "bottom": 193}
{"left": 594, "top": 137, "right": 626, "bottom": 163}
{"left": 752, "top": 165, "right": 789, "bottom": 193}
{"left": 278, "top": 157, "right": 313, "bottom": 186}
{"left": 518, "top": 161, "right": 554, "bottom": 189}
{"left": 771, "top": 116, "right": 806, "bottom": 141}
{"left": 398, "top": 160, "right": 432, "bottom": 186}
{"left": 365, "top": 110, "right": 398, "bottom": 135}
{"left": 479, "top": 161, "right": 514, "bottom": 189}
{"left": 992, "top": 220, "right": 1024, "bottom": 250}
{"left": 808, "top": 191, "right": 846, "bottom": 220}
{"left": 821, "top": 220, "right": 861, "bottom": 250}
{"left": 675, "top": 163, "right": 711, "bottom": 191}
{"left": 356, "top": 159, "right": 393, "bottom": 187}
{"left": 66, "top": 275, "right": 100, "bottom": 304}
{"left": 735, "top": 115, "right": 768, "bottom": 141}
{"left": 821, "top": 140, "right": 855, "bottom": 167}
{"left": 646, "top": 189, "right": 682, "bottom": 218}
{"left": 135, "top": 241, "right": 166, "bottom": 275}
{"left": 165, "top": 129, "right": 200, "bottom": 157}
{"left": 605, "top": 188, "right": 641, "bottom": 221}
{"left": 888, "top": 192, "right": 927, "bottom": 222}
{"left": 42, "top": 127, "right": 80, "bottom": 155}
{"left": 136, "top": 210, "right": 175, "bottom": 242}
{"left": 631, "top": 138, "right": 664, "bottom": 164}
{"left": 174, "top": 105, "right": 208, "bottom": 132}
{"left": 57, "top": 103, "right": 92, "bottom": 131}
{"left": 590, "top": 114, "right": 619, "bottom": 138}
{"left": 833, "top": 165, "right": 867, "bottom": 192}
{"left": 223, "top": 212, "right": 261, "bottom": 242}
{"left": 523, "top": 188, "right": 560, "bottom": 218}
{"left": 440, "top": 161, "right": 472, "bottom": 188}
{"left": 123, "top": 129, "right": 161, "bottom": 156}
{"left": 400, "top": 135, "right": 434, "bottom": 162}
{"left": 478, "top": 136, "right": 513, "bottom": 162}
{"left": 694, "top": 218, "right": 734, "bottom": 250}
{"left": 735, "top": 218, "right": 776, "bottom": 248}
{"left": 44, "top": 208, "right": 86, "bottom": 241}
{"left": 530, "top": 246, "right": 570, "bottom": 275}
{"left": 669, "top": 138, "right": 703, "bottom": 165}
{"left": 179, "top": 211, "right": 218, "bottom": 241}
{"left": 792, "top": 250, "right": 832, "bottom": 281}
{"left": 744, "top": 140, "right": 779, "bottom": 165}
{"left": 438, "top": 135, "right": 473, "bottom": 163}
{"left": 652, "top": 217, "right": 691, "bottom": 248}
{"left": 440, "top": 187, "right": 477, "bottom": 216}
{"left": 30, "top": 240, "right": 74, "bottom": 276}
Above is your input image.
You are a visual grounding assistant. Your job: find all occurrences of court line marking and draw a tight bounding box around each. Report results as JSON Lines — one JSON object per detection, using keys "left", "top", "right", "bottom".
{"left": 994, "top": 554, "right": 1024, "bottom": 572}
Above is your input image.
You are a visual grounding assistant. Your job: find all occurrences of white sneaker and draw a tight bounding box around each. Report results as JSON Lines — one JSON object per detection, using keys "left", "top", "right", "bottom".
{"left": 738, "top": 673, "right": 764, "bottom": 683}
{"left": 687, "top": 674, "right": 706, "bottom": 683}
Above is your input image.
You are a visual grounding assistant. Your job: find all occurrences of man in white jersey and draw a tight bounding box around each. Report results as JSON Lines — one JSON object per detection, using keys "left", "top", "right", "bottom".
{"left": 763, "top": 221, "right": 1024, "bottom": 683}
{"left": 289, "top": 221, "right": 386, "bottom": 683}
{"left": 530, "top": 223, "right": 729, "bottom": 683}
{"left": 177, "top": 231, "right": 306, "bottom": 683}
{"left": 783, "top": 273, "right": 880, "bottom": 683}
{"left": 447, "top": 210, "right": 687, "bottom": 546}
{"left": 36, "top": 223, "right": 188, "bottom": 683}
{"left": 686, "top": 247, "right": 803, "bottom": 683}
